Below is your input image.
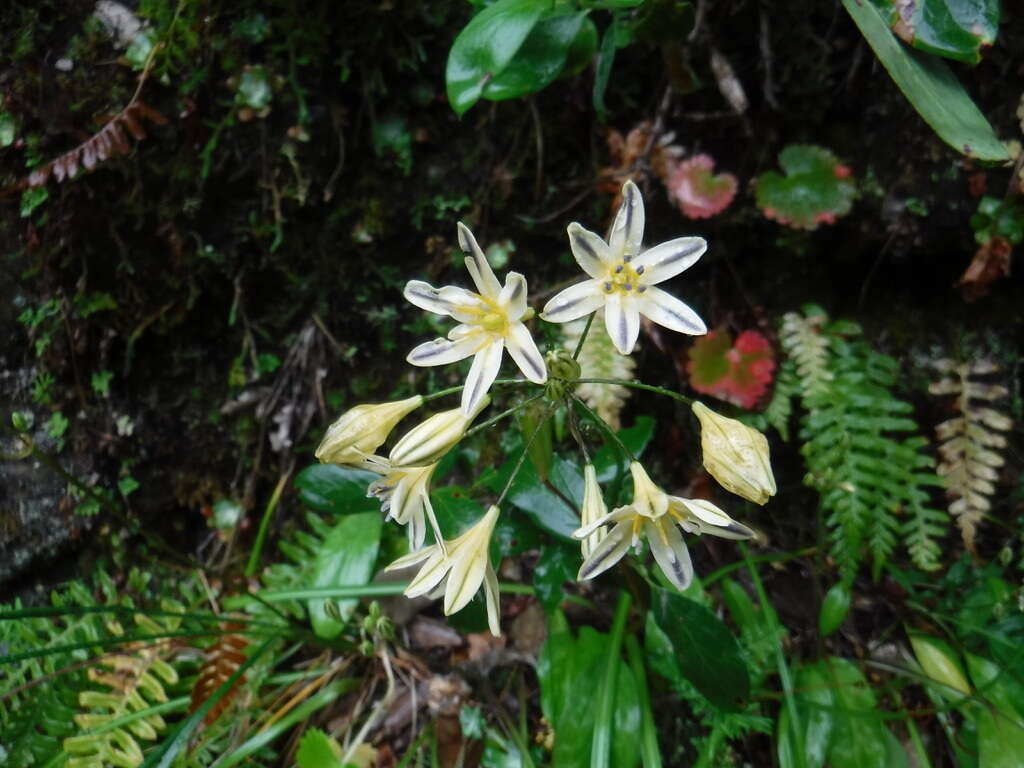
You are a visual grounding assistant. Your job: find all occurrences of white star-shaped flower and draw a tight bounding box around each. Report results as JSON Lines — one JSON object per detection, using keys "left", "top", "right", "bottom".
{"left": 404, "top": 223, "right": 547, "bottom": 416}
{"left": 541, "top": 180, "right": 708, "bottom": 355}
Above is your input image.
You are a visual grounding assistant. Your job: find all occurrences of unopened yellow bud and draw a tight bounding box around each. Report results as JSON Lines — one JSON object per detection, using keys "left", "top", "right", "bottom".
{"left": 580, "top": 464, "right": 608, "bottom": 558}
{"left": 692, "top": 401, "right": 776, "bottom": 505}
{"left": 389, "top": 396, "right": 490, "bottom": 468}
{"left": 315, "top": 395, "right": 423, "bottom": 465}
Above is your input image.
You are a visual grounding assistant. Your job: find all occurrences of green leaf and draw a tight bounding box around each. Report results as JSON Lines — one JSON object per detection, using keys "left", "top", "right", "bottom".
{"left": 842, "top": 0, "right": 1008, "bottom": 162}
{"left": 296, "top": 728, "right": 345, "bottom": 768}
{"left": 818, "top": 658, "right": 895, "bottom": 768}
{"left": 649, "top": 587, "right": 750, "bottom": 711}
{"left": 446, "top": 0, "right": 551, "bottom": 117}
{"left": 870, "top": 0, "right": 999, "bottom": 64}
{"left": 20, "top": 186, "right": 48, "bottom": 218}
{"left": 909, "top": 634, "right": 970, "bottom": 698}
{"left": 818, "top": 583, "right": 852, "bottom": 638}
{"left": 561, "top": 16, "right": 598, "bottom": 78}
{"left": 487, "top": 455, "right": 582, "bottom": 539}
{"left": 517, "top": 397, "right": 554, "bottom": 482}
{"left": 592, "top": 11, "right": 618, "bottom": 118}
{"left": 966, "top": 652, "right": 1024, "bottom": 768}
{"left": 431, "top": 485, "right": 488, "bottom": 540}
{"left": 593, "top": 416, "right": 655, "bottom": 483}
{"left": 0, "top": 111, "right": 15, "bottom": 147}
{"left": 294, "top": 464, "right": 379, "bottom": 514}
{"left": 533, "top": 542, "right": 578, "bottom": 613}
{"left": 483, "top": 11, "right": 587, "bottom": 102}
{"left": 754, "top": 145, "right": 855, "bottom": 230}
{"left": 307, "top": 511, "right": 382, "bottom": 639}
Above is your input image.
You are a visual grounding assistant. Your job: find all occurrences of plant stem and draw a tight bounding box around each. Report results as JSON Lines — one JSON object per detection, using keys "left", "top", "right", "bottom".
{"left": 571, "top": 394, "right": 636, "bottom": 463}
{"left": 573, "top": 312, "right": 596, "bottom": 360}
{"left": 592, "top": 590, "right": 632, "bottom": 768}
{"left": 576, "top": 378, "right": 694, "bottom": 406}
{"left": 464, "top": 393, "right": 544, "bottom": 440}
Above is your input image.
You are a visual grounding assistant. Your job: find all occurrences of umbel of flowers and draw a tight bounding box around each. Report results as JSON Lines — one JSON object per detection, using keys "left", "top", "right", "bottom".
{"left": 316, "top": 181, "right": 776, "bottom": 635}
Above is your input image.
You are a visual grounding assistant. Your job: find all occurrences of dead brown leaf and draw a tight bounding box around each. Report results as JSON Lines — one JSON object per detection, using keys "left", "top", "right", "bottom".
{"left": 957, "top": 236, "right": 1012, "bottom": 301}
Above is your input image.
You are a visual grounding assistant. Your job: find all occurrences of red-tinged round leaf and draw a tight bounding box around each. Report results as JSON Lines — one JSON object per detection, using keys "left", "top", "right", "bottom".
{"left": 667, "top": 154, "right": 738, "bottom": 219}
{"left": 687, "top": 329, "right": 776, "bottom": 409}
{"left": 754, "top": 144, "right": 856, "bottom": 230}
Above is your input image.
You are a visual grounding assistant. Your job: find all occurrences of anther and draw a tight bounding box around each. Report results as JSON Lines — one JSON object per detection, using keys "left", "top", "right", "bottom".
{"left": 635, "top": 265, "right": 645, "bottom": 275}
{"left": 604, "top": 282, "right": 613, "bottom": 292}
{"left": 624, "top": 284, "right": 632, "bottom": 291}
{"left": 615, "top": 265, "right": 623, "bottom": 273}
{"left": 623, "top": 255, "right": 633, "bottom": 262}
{"left": 637, "top": 285, "right": 647, "bottom": 293}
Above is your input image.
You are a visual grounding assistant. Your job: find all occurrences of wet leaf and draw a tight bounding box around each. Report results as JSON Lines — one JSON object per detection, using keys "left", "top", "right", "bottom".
{"left": 910, "top": 634, "right": 970, "bottom": 698}
{"left": 842, "top": 0, "right": 1009, "bottom": 162}
{"left": 308, "top": 511, "right": 382, "bottom": 639}
{"left": 446, "top": 0, "right": 549, "bottom": 117}
{"left": 294, "top": 464, "right": 378, "bottom": 515}
{"left": 650, "top": 587, "right": 750, "bottom": 711}
{"left": 870, "top": 0, "right": 999, "bottom": 64}
{"left": 533, "top": 542, "right": 578, "bottom": 612}
{"left": 482, "top": 11, "right": 587, "bottom": 102}
{"left": 754, "top": 145, "right": 855, "bottom": 230}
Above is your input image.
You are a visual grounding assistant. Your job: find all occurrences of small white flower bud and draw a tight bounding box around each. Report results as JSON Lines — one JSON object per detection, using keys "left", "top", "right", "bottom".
{"left": 315, "top": 395, "right": 424, "bottom": 465}
{"left": 692, "top": 401, "right": 776, "bottom": 505}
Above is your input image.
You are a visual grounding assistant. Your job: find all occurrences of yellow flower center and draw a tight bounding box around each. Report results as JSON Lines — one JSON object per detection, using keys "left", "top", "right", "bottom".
{"left": 601, "top": 258, "right": 647, "bottom": 296}
{"left": 480, "top": 311, "right": 508, "bottom": 333}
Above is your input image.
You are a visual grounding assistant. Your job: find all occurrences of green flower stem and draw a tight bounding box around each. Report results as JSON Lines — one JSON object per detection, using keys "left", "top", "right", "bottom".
{"left": 625, "top": 634, "right": 662, "bottom": 768}
{"left": 701, "top": 547, "right": 818, "bottom": 587}
{"left": 592, "top": 590, "right": 632, "bottom": 768}
{"left": 464, "top": 393, "right": 544, "bottom": 440}
{"left": 572, "top": 312, "right": 596, "bottom": 360}
{"left": 742, "top": 543, "right": 806, "bottom": 768}
{"left": 576, "top": 378, "right": 694, "bottom": 406}
{"left": 495, "top": 402, "right": 554, "bottom": 508}
{"left": 421, "top": 377, "right": 535, "bottom": 403}
{"left": 571, "top": 394, "right": 636, "bottom": 463}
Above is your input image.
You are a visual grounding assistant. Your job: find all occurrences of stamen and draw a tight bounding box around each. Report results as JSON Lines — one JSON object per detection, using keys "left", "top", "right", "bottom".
{"left": 635, "top": 265, "right": 645, "bottom": 275}
{"left": 604, "top": 282, "right": 613, "bottom": 292}
{"left": 637, "top": 285, "right": 647, "bottom": 293}
{"left": 624, "top": 284, "right": 632, "bottom": 291}
{"left": 615, "top": 265, "right": 624, "bottom": 273}
{"left": 623, "top": 255, "right": 633, "bottom": 262}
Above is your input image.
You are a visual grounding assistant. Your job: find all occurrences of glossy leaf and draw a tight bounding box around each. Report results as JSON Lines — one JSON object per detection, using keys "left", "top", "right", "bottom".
{"left": 487, "top": 454, "right": 583, "bottom": 539}
{"left": 483, "top": 12, "right": 587, "bottom": 101}
{"left": 308, "top": 511, "right": 382, "bottom": 639}
{"left": 533, "top": 542, "right": 578, "bottom": 613}
{"left": 818, "top": 583, "right": 852, "bottom": 638}
{"left": 561, "top": 16, "right": 599, "bottom": 78}
{"left": 909, "top": 634, "right": 970, "bottom": 698}
{"left": 967, "top": 652, "right": 1024, "bottom": 768}
{"left": 869, "top": 0, "right": 999, "bottom": 64}
{"left": 754, "top": 145, "right": 855, "bottom": 230}
{"left": 842, "top": 0, "right": 1009, "bottom": 162}
{"left": 650, "top": 587, "right": 750, "bottom": 711}
{"left": 446, "top": 0, "right": 550, "bottom": 117}
{"left": 294, "top": 464, "right": 378, "bottom": 515}
{"left": 593, "top": 416, "right": 655, "bottom": 483}
{"left": 538, "top": 617, "right": 641, "bottom": 768}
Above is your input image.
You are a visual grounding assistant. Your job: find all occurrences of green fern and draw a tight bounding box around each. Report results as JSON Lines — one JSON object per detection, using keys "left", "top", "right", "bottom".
{"left": 781, "top": 308, "right": 947, "bottom": 578}
{"left": 742, "top": 357, "right": 799, "bottom": 441}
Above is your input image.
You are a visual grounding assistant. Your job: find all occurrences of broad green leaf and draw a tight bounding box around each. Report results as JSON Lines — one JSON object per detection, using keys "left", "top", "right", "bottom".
{"left": 483, "top": 12, "right": 587, "bottom": 101}
{"left": 294, "top": 464, "right": 378, "bottom": 514}
{"left": 592, "top": 11, "right": 618, "bottom": 118}
{"left": 308, "top": 511, "right": 382, "bottom": 639}
{"left": 821, "top": 658, "right": 897, "bottom": 768}
{"left": 517, "top": 397, "right": 554, "bottom": 482}
{"left": 537, "top": 610, "right": 573, "bottom": 722}
{"left": 431, "top": 485, "right": 487, "bottom": 540}
{"left": 818, "top": 583, "right": 852, "bottom": 638}
{"left": 561, "top": 16, "right": 599, "bottom": 78}
{"left": 487, "top": 455, "right": 582, "bottom": 539}
{"left": 842, "top": 0, "right": 1008, "bottom": 162}
{"left": 0, "top": 112, "right": 15, "bottom": 147}
{"left": 869, "top": 0, "right": 999, "bottom": 64}
{"left": 533, "top": 542, "right": 578, "bottom": 612}
{"left": 968, "top": 654, "right": 1024, "bottom": 768}
{"left": 446, "top": 0, "right": 551, "bottom": 116}
{"left": 650, "top": 587, "right": 750, "bottom": 711}
{"left": 754, "top": 145, "right": 855, "bottom": 230}
{"left": 296, "top": 728, "right": 345, "bottom": 768}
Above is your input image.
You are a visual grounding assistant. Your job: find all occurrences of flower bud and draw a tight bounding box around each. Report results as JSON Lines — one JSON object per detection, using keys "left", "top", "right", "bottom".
{"left": 388, "top": 396, "right": 489, "bottom": 468}
{"left": 580, "top": 464, "right": 608, "bottom": 558}
{"left": 909, "top": 634, "right": 970, "bottom": 699}
{"left": 315, "top": 395, "right": 423, "bottom": 465}
{"left": 692, "top": 401, "right": 776, "bottom": 505}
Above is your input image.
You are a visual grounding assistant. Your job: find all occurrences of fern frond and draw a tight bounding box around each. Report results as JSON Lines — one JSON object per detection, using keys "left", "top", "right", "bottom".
{"left": 742, "top": 357, "right": 798, "bottom": 440}
{"left": 787, "top": 308, "right": 948, "bottom": 578}
{"left": 779, "top": 306, "right": 832, "bottom": 398}
{"left": 930, "top": 359, "right": 1013, "bottom": 553}
{"left": 189, "top": 627, "right": 250, "bottom": 731}
{"left": 561, "top": 310, "right": 636, "bottom": 430}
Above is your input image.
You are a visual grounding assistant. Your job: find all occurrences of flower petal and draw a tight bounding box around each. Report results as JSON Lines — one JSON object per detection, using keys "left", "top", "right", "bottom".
{"left": 568, "top": 223, "right": 612, "bottom": 278}
{"left": 577, "top": 520, "right": 632, "bottom": 581}
{"left": 632, "top": 236, "right": 706, "bottom": 284}
{"left": 423, "top": 495, "right": 447, "bottom": 556}
{"left": 444, "top": 535, "right": 489, "bottom": 615}
{"left": 483, "top": 563, "right": 501, "bottom": 636}
{"left": 608, "top": 180, "right": 645, "bottom": 257}
{"left": 636, "top": 285, "right": 707, "bottom": 336}
{"left": 540, "top": 280, "right": 605, "bottom": 323}
{"left": 405, "top": 550, "right": 451, "bottom": 598}
{"left": 498, "top": 272, "right": 529, "bottom": 319}
{"left": 644, "top": 519, "right": 694, "bottom": 591}
{"left": 404, "top": 280, "right": 456, "bottom": 316}
{"left": 457, "top": 222, "right": 502, "bottom": 300}
{"left": 407, "top": 335, "right": 482, "bottom": 367}
{"left": 573, "top": 506, "right": 634, "bottom": 539}
{"left": 677, "top": 498, "right": 755, "bottom": 540}
{"left": 505, "top": 322, "right": 547, "bottom": 383}
{"left": 461, "top": 340, "right": 504, "bottom": 416}
{"left": 437, "top": 285, "right": 489, "bottom": 320}
{"left": 385, "top": 545, "right": 435, "bottom": 572}
{"left": 604, "top": 293, "right": 641, "bottom": 355}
